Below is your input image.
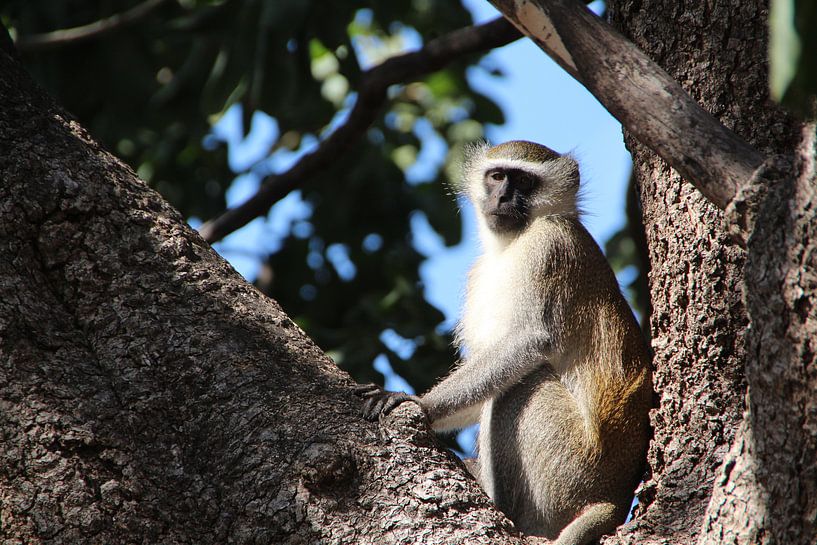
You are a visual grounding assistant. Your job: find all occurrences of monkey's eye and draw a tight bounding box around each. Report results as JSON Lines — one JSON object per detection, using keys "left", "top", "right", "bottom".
{"left": 487, "top": 170, "right": 507, "bottom": 184}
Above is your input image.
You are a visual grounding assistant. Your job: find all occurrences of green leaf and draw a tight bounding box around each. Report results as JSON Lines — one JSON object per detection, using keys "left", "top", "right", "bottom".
{"left": 770, "top": 0, "right": 800, "bottom": 102}
{"left": 770, "top": 0, "right": 817, "bottom": 118}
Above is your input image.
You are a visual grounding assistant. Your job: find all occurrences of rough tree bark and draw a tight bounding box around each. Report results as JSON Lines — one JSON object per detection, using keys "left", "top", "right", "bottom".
{"left": 0, "top": 46, "right": 524, "bottom": 544}
{"left": 605, "top": 1, "right": 816, "bottom": 544}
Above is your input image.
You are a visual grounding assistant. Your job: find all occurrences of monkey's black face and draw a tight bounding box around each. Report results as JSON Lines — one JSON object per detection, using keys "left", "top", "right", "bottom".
{"left": 482, "top": 168, "right": 535, "bottom": 233}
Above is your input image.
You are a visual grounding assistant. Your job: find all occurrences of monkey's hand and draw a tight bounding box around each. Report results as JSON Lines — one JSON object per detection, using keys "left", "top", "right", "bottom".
{"left": 354, "top": 384, "right": 423, "bottom": 421}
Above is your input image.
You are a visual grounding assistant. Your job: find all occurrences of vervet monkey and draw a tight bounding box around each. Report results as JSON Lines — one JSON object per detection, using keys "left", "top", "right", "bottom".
{"left": 357, "top": 140, "right": 652, "bottom": 545}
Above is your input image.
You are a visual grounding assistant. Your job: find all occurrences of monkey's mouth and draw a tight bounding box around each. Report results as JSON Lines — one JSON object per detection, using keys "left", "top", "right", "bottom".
{"left": 490, "top": 209, "right": 519, "bottom": 218}
{"left": 489, "top": 202, "right": 526, "bottom": 217}
{"left": 487, "top": 208, "right": 526, "bottom": 232}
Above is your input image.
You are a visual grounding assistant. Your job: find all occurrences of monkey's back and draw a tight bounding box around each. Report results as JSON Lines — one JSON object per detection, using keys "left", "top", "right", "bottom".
{"left": 469, "top": 217, "right": 652, "bottom": 539}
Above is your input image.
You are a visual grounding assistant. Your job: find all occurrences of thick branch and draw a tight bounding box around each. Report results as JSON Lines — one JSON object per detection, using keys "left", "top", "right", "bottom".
{"left": 199, "top": 17, "right": 521, "bottom": 243}
{"left": 15, "top": 0, "right": 170, "bottom": 53}
{"left": 0, "top": 45, "right": 525, "bottom": 544}
{"left": 489, "top": 0, "right": 766, "bottom": 211}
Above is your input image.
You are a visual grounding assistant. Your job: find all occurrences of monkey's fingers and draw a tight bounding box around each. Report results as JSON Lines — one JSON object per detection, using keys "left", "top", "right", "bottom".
{"left": 380, "top": 393, "right": 420, "bottom": 415}
{"left": 360, "top": 391, "right": 420, "bottom": 421}
{"left": 362, "top": 394, "right": 389, "bottom": 421}
{"left": 369, "top": 393, "right": 421, "bottom": 419}
{"left": 353, "top": 383, "right": 383, "bottom": 398}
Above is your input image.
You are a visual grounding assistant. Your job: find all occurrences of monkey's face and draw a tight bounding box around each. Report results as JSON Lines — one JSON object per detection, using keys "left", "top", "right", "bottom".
{"left": 461, "top": 141, "right": 581, "bottom": 236}
{"left": 482, "top": 168, "right": 535, "bottom": 233}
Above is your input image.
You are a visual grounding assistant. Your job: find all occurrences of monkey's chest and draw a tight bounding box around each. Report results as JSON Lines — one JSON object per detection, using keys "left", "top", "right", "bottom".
{"left": 458, "top": 253, "right": 538, "bottom": 354}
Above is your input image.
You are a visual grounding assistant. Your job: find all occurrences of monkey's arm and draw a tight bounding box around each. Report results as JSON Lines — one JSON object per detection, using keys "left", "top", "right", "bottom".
{"left": 356, "top": 330, "right": 553, "bottom": 425}
{"left": 420, "top": 331, "right": 552, "bottom": 422}
{"left": 429, "top": 402, "right": 483, "bottom": 432}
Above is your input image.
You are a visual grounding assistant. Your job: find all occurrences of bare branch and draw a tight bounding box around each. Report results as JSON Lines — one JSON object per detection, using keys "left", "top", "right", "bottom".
{"left": 489, "top": 0, "right": 766, "bottom": 211}
{"left": 15, "top": 0, "right": 170, "bottom": 53}
{"left": 199, "top": 17, "right": 521, "bottom": 243}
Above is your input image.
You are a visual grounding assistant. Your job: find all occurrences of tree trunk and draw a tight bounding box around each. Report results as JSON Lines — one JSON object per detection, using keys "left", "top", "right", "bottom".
{"left": 0, "top": 48, "right": 523, "bottom": 544}
{"left": 606, "top": 1, "right": 816, "bottom": 544}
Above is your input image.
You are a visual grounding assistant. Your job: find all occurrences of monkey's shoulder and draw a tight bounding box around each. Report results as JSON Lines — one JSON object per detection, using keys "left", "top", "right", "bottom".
{"left": 520, "top": 217, "right": 604, "bottom": 275}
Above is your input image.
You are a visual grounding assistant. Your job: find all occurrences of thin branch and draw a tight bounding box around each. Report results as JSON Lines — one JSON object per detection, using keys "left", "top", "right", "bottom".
{"left": 199, "top": 17, "right": 521, "bottom": 243}
{"left": 489, "top": 0, "right": 766, "bottom": 211}
{"left": 15, "top": 0, "right": 171, "bottom": 53}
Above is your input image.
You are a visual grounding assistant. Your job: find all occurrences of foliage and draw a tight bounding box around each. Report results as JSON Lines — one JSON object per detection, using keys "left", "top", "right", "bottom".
{"left": 769, "top": 0, "right": 817, "bottom": 118}
{"left": 1, "top": 0, "right": 505, "bottom": 390}
{"left": 604, "top": 173, "right": 650, "bottom": 336}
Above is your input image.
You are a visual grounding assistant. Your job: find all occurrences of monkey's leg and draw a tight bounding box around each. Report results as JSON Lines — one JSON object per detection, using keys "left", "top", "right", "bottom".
{"left": 551, "top": 502, "right": 620, "bottom": 545}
